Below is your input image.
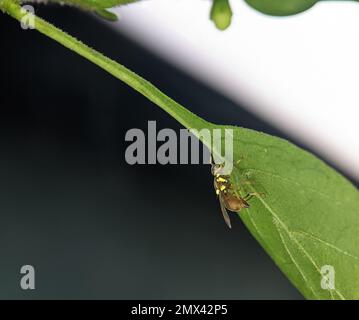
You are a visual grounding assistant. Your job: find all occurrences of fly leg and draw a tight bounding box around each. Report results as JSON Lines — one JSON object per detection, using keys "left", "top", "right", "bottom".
{"left": 243, "top": 192, "right": 265, "bottom": 202}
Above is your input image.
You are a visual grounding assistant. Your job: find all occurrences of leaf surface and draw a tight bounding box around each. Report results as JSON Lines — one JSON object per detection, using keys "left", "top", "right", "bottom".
{"left": 245, "top": 0, "right": 318, "bottom": 16}
{"left": 245, "top": 0, "right": 359, "bottom": 16}
{"left": 207, "top": 124, "right": 359, "bottom": 299}
{"left": 21, "top": 0, "right": 139, "bottom": 20}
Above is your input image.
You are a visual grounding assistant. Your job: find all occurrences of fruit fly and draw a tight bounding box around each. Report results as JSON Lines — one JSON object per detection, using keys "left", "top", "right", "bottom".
{"left": 211, "top": 159, "right": 255, "bottom": 228}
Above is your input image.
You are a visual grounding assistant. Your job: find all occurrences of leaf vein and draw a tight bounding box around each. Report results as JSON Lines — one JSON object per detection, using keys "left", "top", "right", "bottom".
{"left": 292, "top": 230, "right": 359, "bottom": 261}
{"left": 248, "top": 187, "right": 346, "bottom": 299}
{"left": 273, "top": 218, "right": 319, "bottom": 299}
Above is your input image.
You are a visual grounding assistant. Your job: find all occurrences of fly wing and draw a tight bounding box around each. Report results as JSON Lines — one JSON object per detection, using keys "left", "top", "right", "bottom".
{"left": 219, "top": 196, "right": 232, "bottom": 229}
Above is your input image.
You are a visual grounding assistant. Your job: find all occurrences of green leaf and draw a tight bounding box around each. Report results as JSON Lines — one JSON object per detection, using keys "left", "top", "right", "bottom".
{"left": 21, "top": 0, "right": 140, "bottom": 21}
{"left": 245, "top": 0, "right": 318, "bottom": 16}
{"left": 27, "top": 0, "right": 139, "bottom": 9}
{"left": 2, "top": 0, "right": 359, "bottom": 299}
{"left": 210, "top": 0, "right": 233, "bottom": 31}
{"left": 245, "top": 0, "right": 359, "bottom": 16}
{"left": 208, "top": 124, "right": 359, "bottom": 299}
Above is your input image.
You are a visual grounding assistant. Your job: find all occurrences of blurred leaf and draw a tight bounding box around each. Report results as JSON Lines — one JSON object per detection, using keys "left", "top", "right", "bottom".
{"left": 21, "top": 0, "right": 140, "bottom": 21}
{"left": 63, "top": 0, "right": 138, "bottom": 20}
{"left": 45, "top": 0, "right": 139, "bottom": 9}
{"left": 245, "top": 0, "right": 318, "bottom": 16}
{"left": 210, "top": 0, "right": 233, "bottom": 30}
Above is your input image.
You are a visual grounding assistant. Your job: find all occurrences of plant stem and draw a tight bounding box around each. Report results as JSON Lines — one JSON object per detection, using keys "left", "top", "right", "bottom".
{"left": 0, "top": 0, "right": 211, "bottom": 132}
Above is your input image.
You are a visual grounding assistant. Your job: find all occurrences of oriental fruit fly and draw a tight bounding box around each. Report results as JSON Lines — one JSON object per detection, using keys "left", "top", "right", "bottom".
{"left": 211, "top": 157, "right": 261, "bottom": 228}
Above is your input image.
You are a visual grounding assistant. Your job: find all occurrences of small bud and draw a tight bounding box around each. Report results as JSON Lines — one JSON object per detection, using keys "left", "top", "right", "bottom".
{"left": 210, "top": 0, "right": 233, "bottom": 31}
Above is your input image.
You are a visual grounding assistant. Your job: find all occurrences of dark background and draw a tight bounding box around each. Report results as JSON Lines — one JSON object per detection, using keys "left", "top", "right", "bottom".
{"left": 1, "top": 6, "right": 356, "bottom": 299}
